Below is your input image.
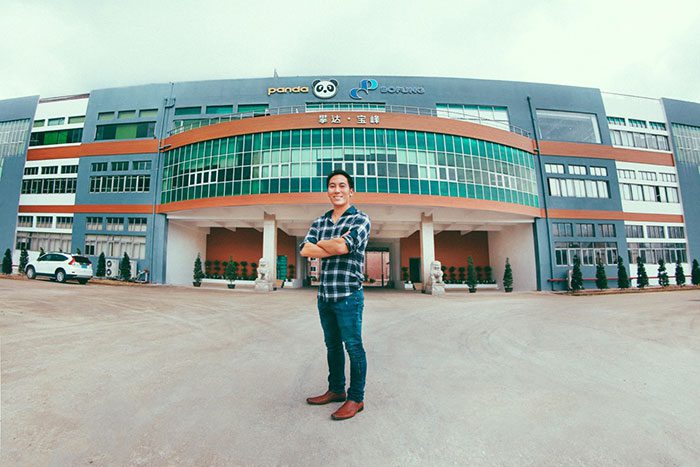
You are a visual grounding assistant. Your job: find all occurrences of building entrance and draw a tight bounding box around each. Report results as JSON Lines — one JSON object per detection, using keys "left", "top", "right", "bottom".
{"left": 365, "top": 247, "right": 391, "bottom": 287}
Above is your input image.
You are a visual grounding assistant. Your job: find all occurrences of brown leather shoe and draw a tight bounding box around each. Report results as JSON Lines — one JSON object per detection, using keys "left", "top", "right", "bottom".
{"left": 306, "top": 390, "right": 346, "bottom": 405}
{"left": 331, "top": 400, "right": 364, "bottom": 420}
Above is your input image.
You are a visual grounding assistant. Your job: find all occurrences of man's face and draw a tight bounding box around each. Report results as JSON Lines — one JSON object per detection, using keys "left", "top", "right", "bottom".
{"left": 327, "top": 174, "right": 353, "bottom": 208}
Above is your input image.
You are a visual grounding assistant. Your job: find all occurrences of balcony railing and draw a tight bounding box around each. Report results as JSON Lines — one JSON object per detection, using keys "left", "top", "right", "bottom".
{"left": 168, "top": 105, "right": 531, "bottom": 138}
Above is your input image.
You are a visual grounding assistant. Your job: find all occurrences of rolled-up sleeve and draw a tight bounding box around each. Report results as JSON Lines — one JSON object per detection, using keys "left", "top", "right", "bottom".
{"left": 299, "top": 219, "right": 320, "bottom": 252}
{"left": 343, "top": 214, "right": 371, "bottom": 253}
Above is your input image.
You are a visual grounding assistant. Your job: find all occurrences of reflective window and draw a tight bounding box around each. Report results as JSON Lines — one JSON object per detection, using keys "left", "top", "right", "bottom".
{"left": 536, "top": 109, "right": 601, "bottom": 144}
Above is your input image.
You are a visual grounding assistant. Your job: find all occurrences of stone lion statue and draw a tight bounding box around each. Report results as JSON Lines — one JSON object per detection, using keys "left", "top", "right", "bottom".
{"left": 257, "top": 258, "right": 270, "bottom": 282}
{"left": 429, "top": 260, "right": 444, "bottom": 285}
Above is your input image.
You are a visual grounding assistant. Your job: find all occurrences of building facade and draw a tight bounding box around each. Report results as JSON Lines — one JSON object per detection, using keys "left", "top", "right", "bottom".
{"left": 1, "top": 76, "right": 698, "bottom": 290}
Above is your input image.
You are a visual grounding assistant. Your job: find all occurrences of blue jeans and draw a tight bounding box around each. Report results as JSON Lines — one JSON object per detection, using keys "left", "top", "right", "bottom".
{"left": 317, "top": 289, "right": 366, "bottom": 402}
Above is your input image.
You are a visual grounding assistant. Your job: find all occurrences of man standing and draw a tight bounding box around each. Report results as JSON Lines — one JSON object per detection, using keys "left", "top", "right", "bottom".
{"left": 300, "top": 169, "right": 371, "bottom": 420}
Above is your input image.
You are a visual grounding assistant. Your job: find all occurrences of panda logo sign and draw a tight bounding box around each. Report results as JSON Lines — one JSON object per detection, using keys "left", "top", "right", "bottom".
{"left": 312, "top": 79, "right": 338, "bottom": 99}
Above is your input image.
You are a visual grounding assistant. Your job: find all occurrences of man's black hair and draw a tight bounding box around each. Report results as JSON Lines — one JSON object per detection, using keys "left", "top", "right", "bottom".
{"left": 326, "top": 169, "right": 354, "bottom": 189}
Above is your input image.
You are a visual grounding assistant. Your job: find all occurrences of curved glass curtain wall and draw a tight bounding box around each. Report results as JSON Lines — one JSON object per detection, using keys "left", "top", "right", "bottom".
{"left": 161, "top": 128, "right": 539, "bottom": 207}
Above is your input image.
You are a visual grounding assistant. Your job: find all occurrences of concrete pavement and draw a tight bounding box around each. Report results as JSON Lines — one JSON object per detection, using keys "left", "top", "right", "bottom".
{"left": 1, "top": 278, "right": 699, "bottom": 465}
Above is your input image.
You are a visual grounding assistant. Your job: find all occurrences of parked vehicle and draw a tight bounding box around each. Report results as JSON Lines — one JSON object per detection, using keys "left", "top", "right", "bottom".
{"left": 25, "top": 252, "right": 93, "bottom": 284}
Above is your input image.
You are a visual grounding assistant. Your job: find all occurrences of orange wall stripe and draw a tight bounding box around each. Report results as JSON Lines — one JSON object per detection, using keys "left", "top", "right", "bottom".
{"left": 164, "top": 113, "right": 537, "bottom": 153}
{"left": 546, "top": 209, "right": 683, "bottom": 223}
{"left": 26, "top": 140, "right": 158, "bottom": 161}
{"left": 157, "top": 192, "right": 541, "bottom": 217}
{"left": 539, "top": 141, "right": 674, "bottom": 166}
{"left": 19, "top": 204, "right": 153, "bottom": 214}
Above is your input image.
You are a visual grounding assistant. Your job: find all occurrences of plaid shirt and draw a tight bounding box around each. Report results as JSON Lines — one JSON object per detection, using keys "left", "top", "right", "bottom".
{"left": 301, "top": 205, "right": 371, "bottom": 302}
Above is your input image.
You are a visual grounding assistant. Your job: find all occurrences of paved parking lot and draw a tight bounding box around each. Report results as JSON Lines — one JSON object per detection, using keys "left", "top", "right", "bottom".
{"left": 2, "top": 278, "right": 699, "bottom": 465}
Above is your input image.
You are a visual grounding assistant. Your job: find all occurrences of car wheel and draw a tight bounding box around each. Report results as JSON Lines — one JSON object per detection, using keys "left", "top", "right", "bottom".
{"left": 55, "top": 269, "right": 66, "bottom": 283}
{"left": 77, "top": 278, "right": 88, "bottom": 285}
{"left": 26, "top": 266, "right": 36, "bottom": 279}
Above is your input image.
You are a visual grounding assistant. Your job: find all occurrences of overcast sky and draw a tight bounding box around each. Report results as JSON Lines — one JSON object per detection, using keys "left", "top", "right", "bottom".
{"left": 2, "top": 0, "right": 699, "bottom": 102}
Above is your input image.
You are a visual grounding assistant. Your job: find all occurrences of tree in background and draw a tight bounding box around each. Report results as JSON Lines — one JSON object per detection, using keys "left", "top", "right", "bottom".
{"left": 616, "top": 256, "right": 630, "bottom": 289}
{"left": 193, "top": 253, "right": 204, "bottom": 286}
{"left": 595, "top": 257, "right": 608, "bottom": 289}
{"left": 96, "top": 252, "right": 106, "bottom": 277}
{"left": 2, "top": 249, "right": 12, "bottom": 274}
{"left": 502, "top": 258, "right": 513, "bottom": 292}
{"left": 674, "top": 260, "right": 686, "bottom": 286}
{"left": 636, "top": 256, "right": 649, "bottom": 289}
{"left": 119, "top": 252, "right": 132, "bottom": 281}
{"left": 657, "top": 259, "right": 669, "bottom": 287}
{"left": 19, "top": 248, "right": 29, "bottom": 273}
{"left": 571, "top": 255, "right": 583, "bottom": 291}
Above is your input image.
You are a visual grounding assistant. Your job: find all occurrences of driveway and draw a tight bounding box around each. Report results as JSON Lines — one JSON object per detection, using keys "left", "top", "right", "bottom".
{"left": 2, "top": 278, "right": 699, "bottom": 465}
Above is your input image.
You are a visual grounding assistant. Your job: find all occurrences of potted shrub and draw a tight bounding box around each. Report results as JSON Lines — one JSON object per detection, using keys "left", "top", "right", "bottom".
{"left": 636, "top": 256, "right": 649, "bottom": 289}
{"left": 213, "top": 260, "right": 221, "bottom": 279}
{"left": 205, "top": 260, "right": 212, "bottom": 278}
{"left": 401, "top": 266, "right": 410, "bottom": 283}
{"left": 240, "top": 261, "right": 248, "bottom": 280}
{"left": 503, "top": 258, "right": 513, "bottom": 292}
{"left": 193, "top": 253, "right": 204, "bottom": 287}
{"left": 19, "top": 247, "right": 29, "bottom": 273}
{"left": 251, "top": 262, "right": 258, "bottom": 280}
{"left": 96, "top": 252, "right": 106, "bottom": 277}
{"left": 675, "top": 260, "right": 685, "bottom": 286}
{"left": 448, "top": 266, "right": 456, "bottom": 284}
{"left": 595, "top": 257, "right": 608, "bottom": 289}
{"left": 119, "top": 252, "right": 132, "bottom": 281}
{"left": 458, "top": 266, "right": 466, "bottom": 283}
{"left": 617, "top": 256, "right": 630, "bottom": 289}
{"left": 571, "top": 255, "right": 583, "bottom": 292}
{"left": 466, "top": 256, "right": 477, "bottom": 293}
{"left": 225, "top": 256, "right": 236, "bottom": 289}
{"left": 1, "top": 249, "right": 11, "bottom": 274}
{"left": 287, "top": 264, "right": 295, "bottom": 281}
{"left": 475, "top": 266, "right": 483, "bottom": 284}
{"left": 657, "top": 259, "right": 669, "bottom": 287}
{"left": 691, "top": 259, "right": 700, "bottom": 286}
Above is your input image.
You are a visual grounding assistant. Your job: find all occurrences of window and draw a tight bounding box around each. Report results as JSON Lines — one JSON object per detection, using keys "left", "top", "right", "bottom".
{"left": 625, "top": 225, "right": 644, "bottom": 238}
{"left": 86, "top": 216, "right": 103, "bottom": 230}
{"left": 536, "top": 109, "right": 601, "bottom": 144}
{"left": 92, "top": 162, "right": 108, "bottom": 172}
{"left": 616, "top": 169, "right": 635, "bottom": 179}
{"left": 237, "top": 104, "right": 269, "bottom": 114}
{"left": 106, "top": 217, "right": 124, "bottom": 231}
{"left": 41, "top": 165, "right": 58, "bottom": 174}
{"left": 610, "top": 130, "right": 670, "bottom": 151}
{"left": 84, "top": 234, "right": 146, "bottom": 259}
{"left": 47, "top": 117, "right": 65, "bottom": 126}
{"left": 98, "top": 112, "right": 115, "bottom": 121}
{"left": 20, "top": 178, "right": 76, "bottom": 194}
{"left": 638, "top": 171, "right": 657, "bottom": 181}
{"left": 647, "top": 226, "right": 665, "bottom": 238}
{"left": 607, "top": 116, "right": 625, "bottom": 126}
{"left": 569, "top": 165, "right": 586, "bottom": 175}
{"left": 590, "top": 166, "right": 607, "bottom": 177}
{"left": 139, "top": 109, "right": 158, "bottom": 118}
{"left": 118, "top": 110, "right": 137, "bottom": 119}
{"left": 132, "top": 160, "right": 151, "bottom": 171}
{"left": 555, "top": 241, "right": 618, "bottom": 266}
{"left": 206, "top": 105, "right": 233, "bottom": 114}
{"left": 307, "top": 102, "right": 386, "bottom": 112}
{"left": 659, "top": 173, "right": 676, "bottom": 182}
{"left": 95, "top": 122, "right": 156, "bottom": 140}
{"left": 89, "top": 175, "right": 150, "bottom": 193}
{"left": 628, "top": 242, "right": 687, "bottom": 264}
{"left": 649, "top": 121, "right": 666, "bottom": 130}
{"left": 128, "top": 217, "right": 147, "bottom": 232}
{"left": 15, "top": 232, "right": 71, "bottom": 253}
{"left": 174, "top": 106, "right": 201, "bottom": 116}
{"left": 576, "top": 223, "right": 595, "bottom": 237}
{"left": 435, "top": 104, "right": 510, "bottom": 131}
{"left": 36, "top": 216, "right": 53, "bottom": 228}
{"left": 628, "top": 119, "right": 647, "bottom": 128}
{"left": 667, "top": 226, "right": 685, "bottom": 239}
{"left": 68, "top": 115, "right": 85, "bottom": 124}
{"left": 56, "top": 216, "right": 73, "bottom": 229}
{"left": 33, "top": 119, "right": 45, "bottom": 128}
{"left": 111, "top": 161, "right": 129, "bottom": 171}
{"left": 29, "top": 128, "right": 83, "bottom": 146}
{"left": 600, "top": 224, "right": 616, "bottom": 237}
{"left": 545, "top": 163, "right": 564, "bottom": 174}
{"left": 17, "top": 215, "right": 33, "bottom": 228}
{"left": 548, "top": 178, "right": 608, "bottom": 198}
{"left": 24, "top": 166, "right": 39, "bottom": 175}
{"left": 552, "top": 222, "right": 573, "bottom": 237}
{"left": 61, "top": 164, "right": 78, "bottom": 174}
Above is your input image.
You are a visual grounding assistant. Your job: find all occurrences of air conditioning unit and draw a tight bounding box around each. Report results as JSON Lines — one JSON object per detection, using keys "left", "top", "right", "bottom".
{"left": 105, "top": 257, "right": 138, "bottom": 279}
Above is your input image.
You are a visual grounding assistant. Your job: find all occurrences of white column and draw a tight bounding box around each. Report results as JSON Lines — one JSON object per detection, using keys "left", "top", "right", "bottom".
{"left": 262, "top": 213, "right": 277, "bottom": 281}
{"left": 389, "top": 238, "right": 401, "bottom": 289}
{"left": 420, "top": 213, "right": 435, "bottom": 290}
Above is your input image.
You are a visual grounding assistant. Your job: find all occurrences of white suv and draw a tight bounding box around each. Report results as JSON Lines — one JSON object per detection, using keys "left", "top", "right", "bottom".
{"left": 25, "top": 252, "right": 93, "bottom": 284}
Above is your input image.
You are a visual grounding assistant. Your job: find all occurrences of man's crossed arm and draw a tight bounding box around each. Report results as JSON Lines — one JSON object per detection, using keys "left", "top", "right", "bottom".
{"left": 300, "top": 233, "right": 350, "bottom": 258}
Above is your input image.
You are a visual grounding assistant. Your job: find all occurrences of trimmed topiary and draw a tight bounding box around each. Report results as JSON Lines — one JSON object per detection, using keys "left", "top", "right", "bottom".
{"left": 119, "top": 252, "right": 132, "bottom": 281}
{"left": 502, "top": 258, "right": 513, "bottom": 292}
{"left": 636, "top": 256, "right": 648, "bottom": 289}
{"left": 675, "top": 260, "right": 686, "bottom": 286}
{"left": 193, "top": 253, "right": 204, "bottom": 286}
{"left": 571, "top": 255, "right": 583, "bottom": 291}
{"left": 96, "top": 252, "right": 106, "bottom": 277}
{"left": 657, "top": 259, "right": 669, "bottom": 287}
{"left": 616, "top": 256, "right": 630, "bottom": 289}
{"left": 19, "top": 248, "right": 29, "bottom": 273}
{"left": 595, "top": 257, "right": 608, "bottom": 289}
{"left": 466, "top": 256, "right": 477, "bottom": 293}
{"left": 2, "top": 249, "right": 12, "bottom": 274}
{"left": 691, "top": 259, "right": 700, "bottom": 286}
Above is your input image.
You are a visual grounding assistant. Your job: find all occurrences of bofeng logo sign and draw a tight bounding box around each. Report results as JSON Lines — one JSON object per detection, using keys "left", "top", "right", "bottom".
{"left": 349, "top": 79, "right": 425, "bottom": 100}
